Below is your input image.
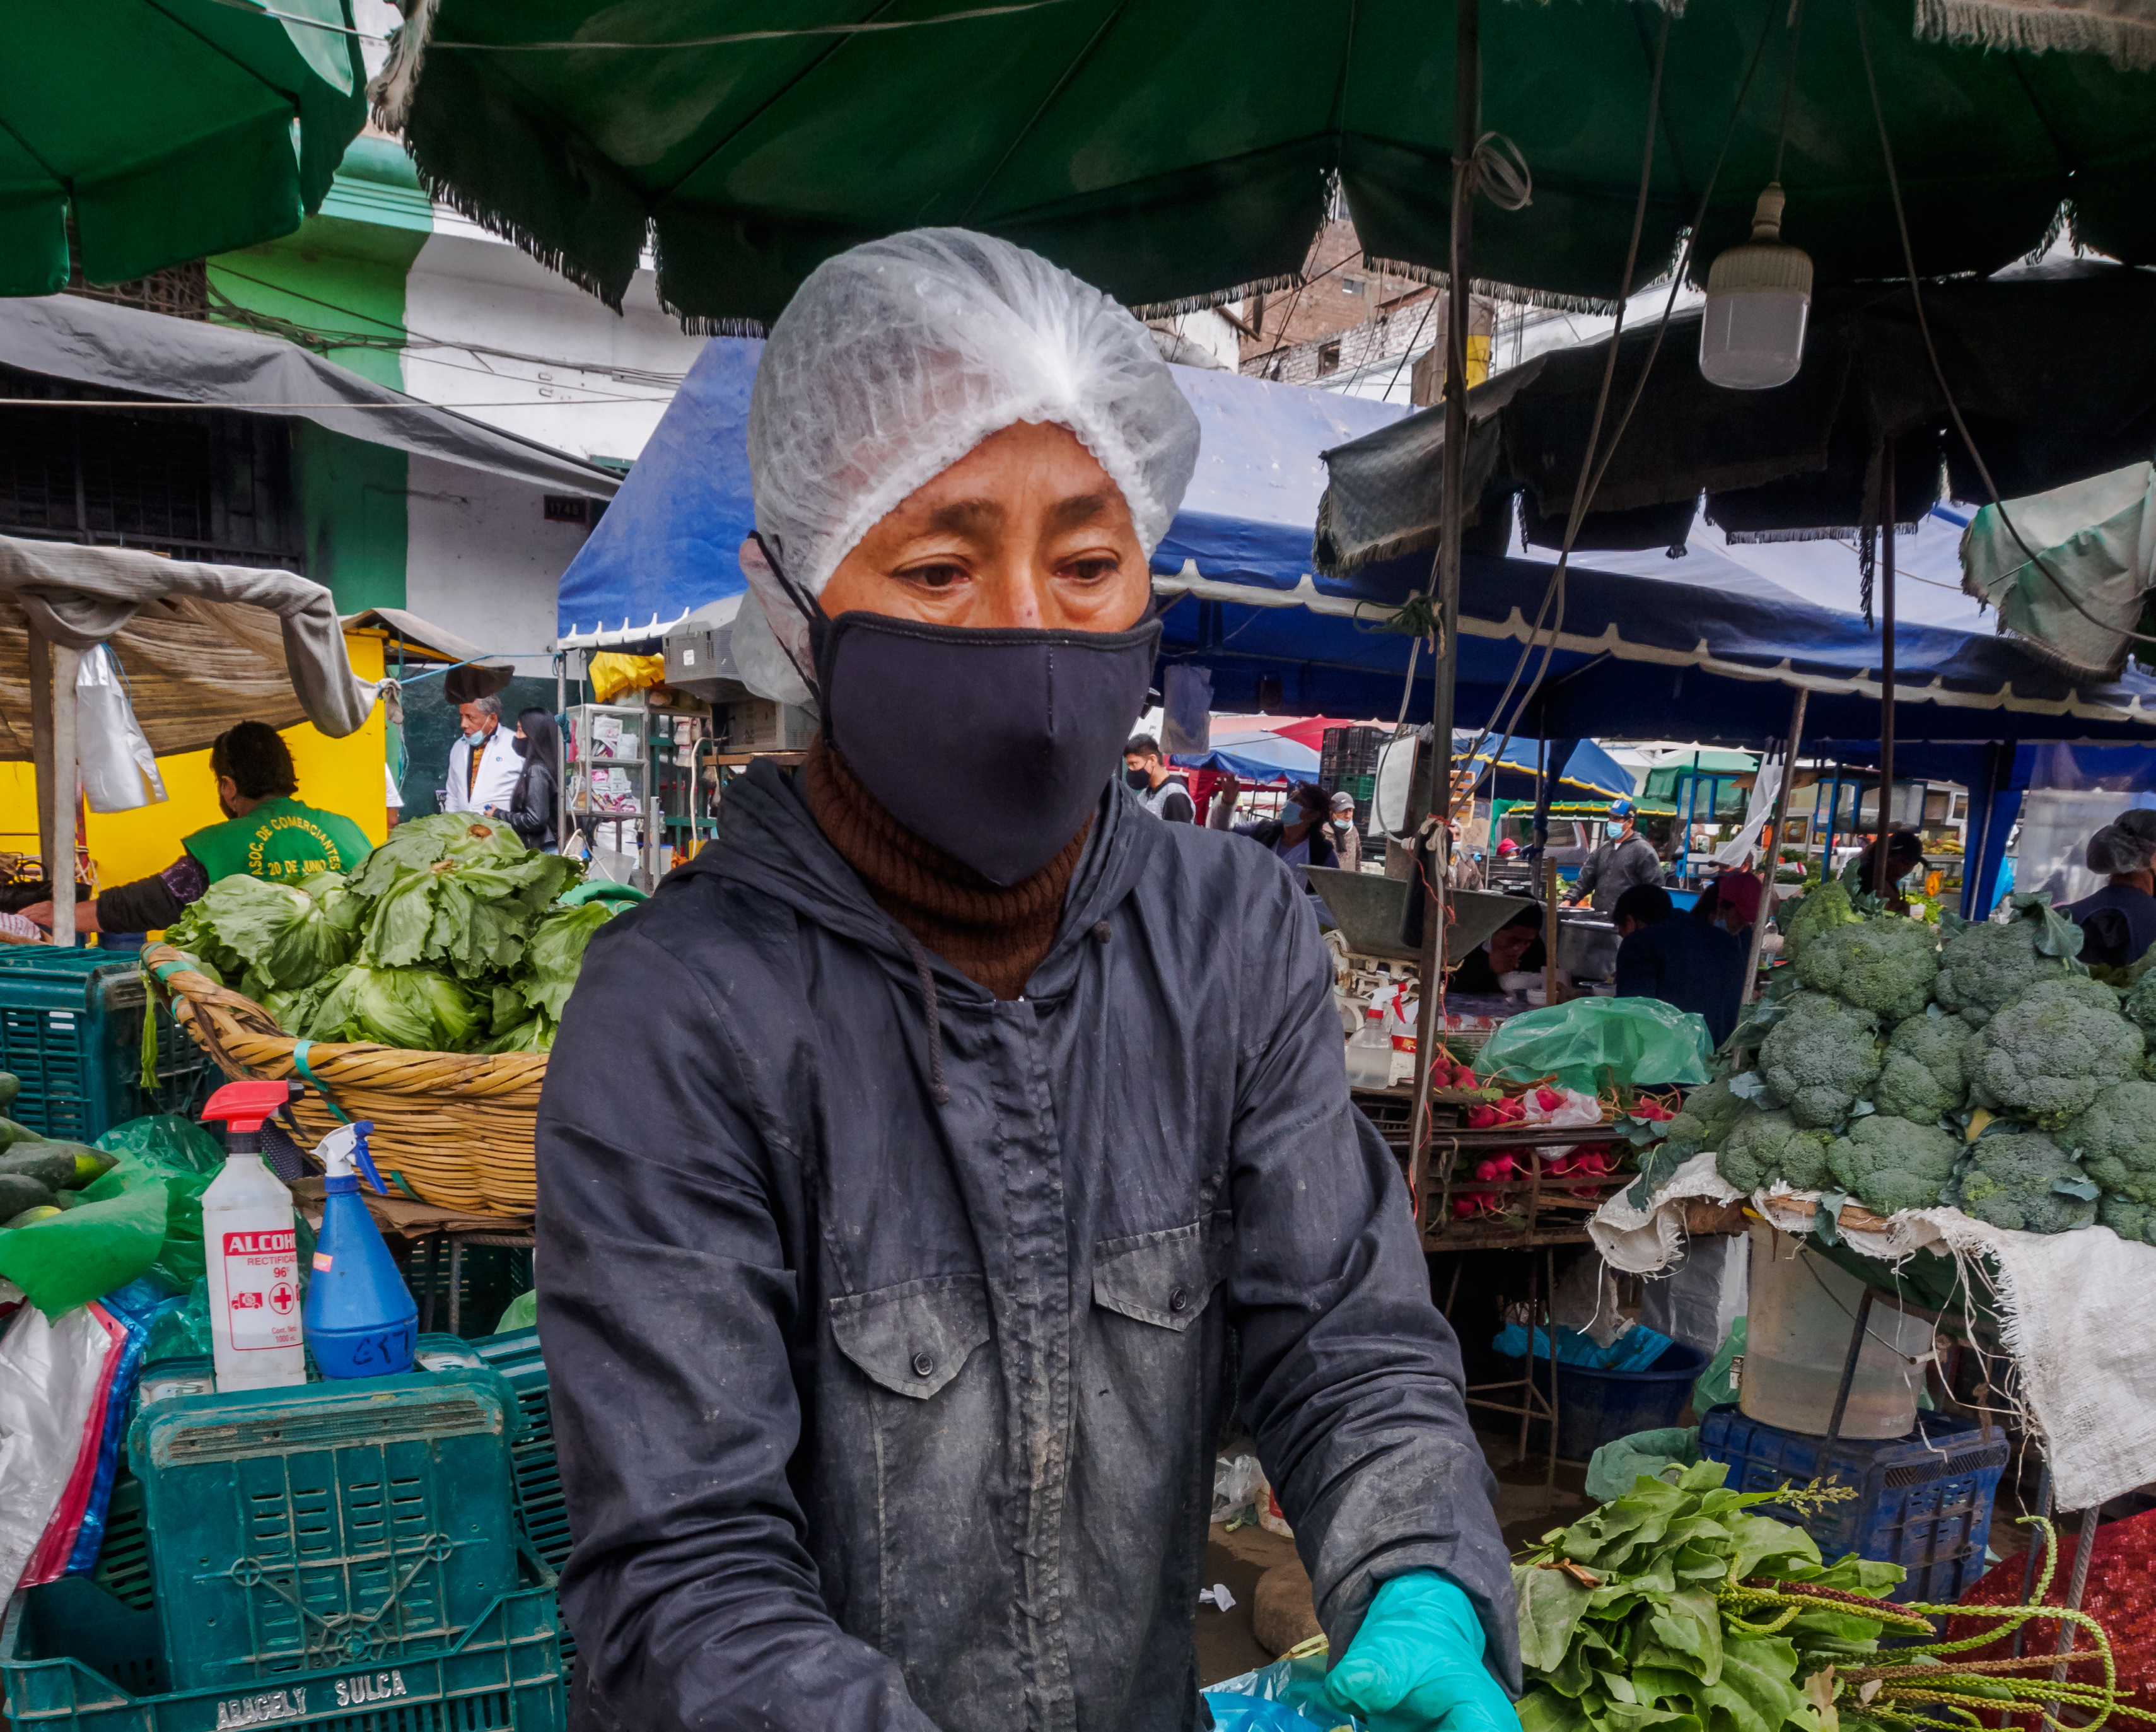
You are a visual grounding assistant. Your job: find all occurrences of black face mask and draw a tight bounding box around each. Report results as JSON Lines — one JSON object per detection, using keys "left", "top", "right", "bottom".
{"left": 1124, "top": 768, "right": 1150, "bottom": 792}
{"left": 748, "top": 535, "right": 1158, "bottom": 886}
{"left": 511, "top": 736, "right": 530, "bottom": 759}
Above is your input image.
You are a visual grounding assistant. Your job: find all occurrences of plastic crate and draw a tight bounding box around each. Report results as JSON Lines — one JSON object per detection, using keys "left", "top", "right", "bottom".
{"left": 1319, "top": 727, "right": 1389, "bottom": 829}
{"left": 1699, "top": 1404, "right": 2009, "bottom": 1603}
{"left": 1, "top": 1558, "right": 565, "bottom": 1732}
{"left": 0, "top": 947, "right": 210, "bottom": 1142}
{"left": 127, "top": 1362, "right": 525, "bottom": 1693}
{"left": 471, "top": 1331, "right": 570, "bottom": 1577}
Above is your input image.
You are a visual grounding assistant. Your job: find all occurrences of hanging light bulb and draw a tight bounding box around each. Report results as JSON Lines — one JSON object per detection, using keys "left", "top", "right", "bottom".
{"left": 1698, "top": 183, "right": 1813, "bottom": 389}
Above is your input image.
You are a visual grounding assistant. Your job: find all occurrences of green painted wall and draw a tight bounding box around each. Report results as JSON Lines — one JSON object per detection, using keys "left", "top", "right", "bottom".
{"left": 206, "top": 137, "right": 432, "bottom": 612}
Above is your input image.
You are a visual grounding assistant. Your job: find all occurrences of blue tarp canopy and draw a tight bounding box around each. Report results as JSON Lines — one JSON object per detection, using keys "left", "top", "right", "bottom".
{"left": 1170, "top": 734, "right": 1319, "bottom": 784}
{"left": 558, "top": 336, "right": 2156, "bottom": 759}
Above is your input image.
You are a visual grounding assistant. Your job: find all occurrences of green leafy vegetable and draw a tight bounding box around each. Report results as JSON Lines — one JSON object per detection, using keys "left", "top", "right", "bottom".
{"left": 305, "top": 963, "right": 481, "bottom": 1051}
{"left": 163, "top": 874, "right": 360, "bottom": 998}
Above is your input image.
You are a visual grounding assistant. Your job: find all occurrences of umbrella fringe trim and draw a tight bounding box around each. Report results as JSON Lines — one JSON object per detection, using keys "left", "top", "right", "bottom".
{"left": 1128, "top": 272, "right": 1303, "bottom": 320}
{"left": 1722, "top": 523, "right": 1921, "bottom": 545}
{"left": 367, "top": 0, "right": 438, "bottom": 132}
{"left": 1913, "top": 0, "right": 2156, "bottom": 69}
{"left": 400, "top": 163, "right": 632, "bottom": 313}
{"left": 1360, "top": 255, "right": 1625, "bottom": 317}
{"left": 667, "top": 310, "right": 771, "bottom": 339}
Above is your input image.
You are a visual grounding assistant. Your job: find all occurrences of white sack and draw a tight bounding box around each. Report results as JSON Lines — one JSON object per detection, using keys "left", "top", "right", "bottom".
{"left": 75, "top": 644, "right": 167, "bottom": 812}
{"left": 0, "top": 1301, "right": 121, "bottom": 1601}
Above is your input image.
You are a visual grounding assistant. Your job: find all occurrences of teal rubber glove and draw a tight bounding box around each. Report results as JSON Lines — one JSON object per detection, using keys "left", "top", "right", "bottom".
{"left": 1326, "top": 1572, "right": 1515, "bottom": 1732}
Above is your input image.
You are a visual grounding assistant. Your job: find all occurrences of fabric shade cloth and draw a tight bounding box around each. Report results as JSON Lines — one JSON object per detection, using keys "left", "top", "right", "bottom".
{"left": 0, "top": 295, "right": 621, "bottom": 501}
{"left": 0, "top": 0, "right": 366, "bottom": 296}
{"left": 1315, "top": 264, "right": 2156, "bottom": 575}
{"left": 370, "top": 0, "right": 2156, "bottom": 325}
{"left": 1916, "top": 0, "right": 2156, "bottom": 67}
{"left": 1961, "top": 460, "right": 2156, "bottom": 679}
{"left": 0, "top": 536, "right": 379, "bottom": 760}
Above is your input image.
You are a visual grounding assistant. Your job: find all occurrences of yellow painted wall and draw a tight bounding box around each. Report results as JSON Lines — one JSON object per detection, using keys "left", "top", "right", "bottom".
{"left": 1, "top": 633, "right": 390, "bottom": 893}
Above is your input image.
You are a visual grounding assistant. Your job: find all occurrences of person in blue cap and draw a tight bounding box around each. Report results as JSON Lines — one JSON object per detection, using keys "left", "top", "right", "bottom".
{"left": 1565, "top": 797, "right": 1665, "bottom": 914}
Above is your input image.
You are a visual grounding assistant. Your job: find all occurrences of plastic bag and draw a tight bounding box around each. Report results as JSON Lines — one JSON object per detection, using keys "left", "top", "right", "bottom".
{"left": 0, "top": 1121, "right": 223, "bottom": 1318}
{"left": 0, "top": 1299, "right": 121, "bottom": 1600}
{"left": 1204, "top": 1651, "right": 1364, "bottom": 1732}
{"left": 588, "top": 651, "right": 665, "bottom": 703}
{"left": 495, "top": 1288, "right": 538, "bottom": 1334}
{"left": 74, "top": 645, "right": 167, "bottom": 813}
{"left": 1475, "top": 997, "right": 1713, "bottom": 1094}
{"left": 1694, "top": 1317, "right": 1747, "bottom": 1413}
{"left": 143, "top": 1278, "right": 213, "bottom": 1363}
{"left": 59, "top": 1280, "right": 176, "bottom": 1579}
{"left": 1584, "top": 1426, "right": 1701, "bottom": 1503}
{"left": 1493, "top": 1321, "right": 1675, "bottom": 1372}
{"left": 1213, "top": 1452, "right": 1267, "bottom": 1525}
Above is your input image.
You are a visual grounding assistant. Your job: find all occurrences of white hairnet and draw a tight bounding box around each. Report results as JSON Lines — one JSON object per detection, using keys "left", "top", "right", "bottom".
{"left": 740, "top": 227, "right": 1201, "bottom": 623}
{"left": 2087, "top": 822, "right": 2156, "bottom": 876}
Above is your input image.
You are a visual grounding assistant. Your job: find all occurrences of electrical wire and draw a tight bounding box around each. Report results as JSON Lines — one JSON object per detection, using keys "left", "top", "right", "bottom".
{"left": 1457, "top": 0, "right": 1783, "bottom": 809}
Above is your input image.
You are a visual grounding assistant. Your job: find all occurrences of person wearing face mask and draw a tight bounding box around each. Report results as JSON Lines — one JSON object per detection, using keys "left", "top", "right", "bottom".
{"left": 1235, "top": 780, "right": 1339, "bottom": 876}
{"left": 443, "top": 682, "right": 523, "bottom": 816}
{"left": 491, "top": 707, "right": 561, "bottom": 852}
{"left": 1122, "top": 732, "right": 1195, "bottom": 821}
{"left": 19, "top": 720, "right": 371, "bottom": 938}
{"left": 535, "top": 230, "right": 1516, "bottom": 1732}
{"left": 1329, "top": 790, "right": 1365, "bottom": 872}
{"left": 2063, "top": 822, "right": 2156, "bottom": 968}
{"left": 1565, "top": 798, "right": 1663, "bottom": 913}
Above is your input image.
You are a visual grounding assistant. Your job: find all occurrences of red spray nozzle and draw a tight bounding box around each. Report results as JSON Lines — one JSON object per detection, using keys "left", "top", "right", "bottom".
{"left": 201, "top": 1080, "right": 303, "bottom": 1134}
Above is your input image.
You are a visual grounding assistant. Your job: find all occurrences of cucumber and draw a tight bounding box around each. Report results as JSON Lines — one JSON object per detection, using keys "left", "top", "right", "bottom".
{"left": 0, "top": 1118, "right": 37, "bottom": 1152}
{"left": 0, "top": 1173, "right": 57, "bottom": 1219}
{"left": 1, "top": 1205, "right": 61, "bottom": 1230}
{"left": 0, "top": 1147, "right": 79, "bottom": 1194}
{"left": 0, "top": 1072, "right": 16, "bottom": 1109}
{"left": 50, "top": 1142, "right": 117, "bottom": 1188}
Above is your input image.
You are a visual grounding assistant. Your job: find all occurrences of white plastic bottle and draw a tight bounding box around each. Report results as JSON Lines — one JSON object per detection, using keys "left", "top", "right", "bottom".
{"left": 1346, "top": 1008, "right": 1393, "bottom": 1091}
{"left": 200, "top": 1082, "right": 308, "bottom": 1393}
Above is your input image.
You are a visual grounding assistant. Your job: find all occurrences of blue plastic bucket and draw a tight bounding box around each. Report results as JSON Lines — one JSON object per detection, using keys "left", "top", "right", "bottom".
{"left": 1510, "top": 1342, "right": 1710, "bottom": 1461}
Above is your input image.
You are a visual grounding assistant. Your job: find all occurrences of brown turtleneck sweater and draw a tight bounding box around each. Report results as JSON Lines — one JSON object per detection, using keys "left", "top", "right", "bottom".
{"left": 803, "top": 737, "right": 1088, "bottom": 1001}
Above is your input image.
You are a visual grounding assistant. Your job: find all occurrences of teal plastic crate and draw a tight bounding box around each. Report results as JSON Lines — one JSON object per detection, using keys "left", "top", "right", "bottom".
{"left": 127, "top": 1362, "right": 525, "bottom": 1694}
{"left": 471, "top": 1331, "right": 569, "bottom": 1577}
{"left": 1, "top": 1556, "right": 565, "bottom": 1732}
{"left": 0, "top": 948, "right": 210, "bottom": 1142}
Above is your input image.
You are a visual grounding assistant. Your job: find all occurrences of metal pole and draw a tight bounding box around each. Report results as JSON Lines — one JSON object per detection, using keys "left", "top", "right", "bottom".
{"left": 1741, "top": 688, "right": 1807, "bottom": 1005}
{"left": 1875, "top": 445, "right": 1897, "bottom": 896}
{"left": 1411, "top": 0, "right": 1479, "bottom": 1193}
{"left": 1822, "top": 1286, "right": 1875, "bottom": 1449}
{"left": 32, "top": 636, "right": 82, "bottom": 947}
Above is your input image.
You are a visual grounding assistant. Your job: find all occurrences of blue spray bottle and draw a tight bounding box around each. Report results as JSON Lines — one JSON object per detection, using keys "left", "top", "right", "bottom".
{"left": 303, "top": 1121, "right": 419, "bottom": 1379}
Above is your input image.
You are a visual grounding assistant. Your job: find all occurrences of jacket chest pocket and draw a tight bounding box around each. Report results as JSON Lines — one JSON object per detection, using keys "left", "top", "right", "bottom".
{"left": 828, "top": 1272, "right": 993, "bottom": 1398}
{"left": 1092, "top": 1220, "right": 1221, "bottom": 1332}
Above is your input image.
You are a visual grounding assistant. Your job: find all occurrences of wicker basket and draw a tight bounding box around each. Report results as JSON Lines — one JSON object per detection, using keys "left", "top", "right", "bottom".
{"left": 143, "top": 944, "right": 544, "bottom": 1217}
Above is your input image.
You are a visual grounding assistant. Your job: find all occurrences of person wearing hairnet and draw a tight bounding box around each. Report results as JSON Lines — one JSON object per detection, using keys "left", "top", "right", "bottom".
{"left": 2064, "top": 821, "right": 2156, "bottom": 968}
{"left": 535, "top": 230, "right": 1515, "bottom": 1732}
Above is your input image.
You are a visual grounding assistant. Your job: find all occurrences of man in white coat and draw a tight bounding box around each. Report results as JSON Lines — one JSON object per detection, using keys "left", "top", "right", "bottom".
{"left": 445, "top": 693, "right": 523, "bottom": 816}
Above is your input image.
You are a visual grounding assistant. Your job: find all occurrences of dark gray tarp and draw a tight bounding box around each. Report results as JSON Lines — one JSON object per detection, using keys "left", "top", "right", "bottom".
{"left": 0, "top": 294, "right": 620, "bottom": 500}
{"left": 1314, "top": 262, "right": 2156, "bottom": 575}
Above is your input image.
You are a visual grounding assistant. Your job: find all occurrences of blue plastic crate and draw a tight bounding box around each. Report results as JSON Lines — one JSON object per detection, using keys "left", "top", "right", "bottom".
{"left": 1, "top": 1557, "right": 564, "bottom": 1732}
{"left": 1699, "top": 1404, "right": 2009, "bottom": 1604}
{"left": 127, "top": 1362, "right": 525, "bottom": 1693}
{"left": 0, "top": 948, "right": 210, "bottom": 1142}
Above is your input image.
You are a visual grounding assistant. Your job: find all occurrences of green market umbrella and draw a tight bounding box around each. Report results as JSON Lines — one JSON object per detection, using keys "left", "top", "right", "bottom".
{"left": 0, "top": 0, "right": 368, "bottom": 295}
{"left": 375, "top": 0, "right": 2155, "bottom": 325}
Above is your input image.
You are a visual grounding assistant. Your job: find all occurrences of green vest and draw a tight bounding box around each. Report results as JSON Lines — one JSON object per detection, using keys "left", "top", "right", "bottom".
{"left": 184, "top": 797, "right": 373, "bottom": 886}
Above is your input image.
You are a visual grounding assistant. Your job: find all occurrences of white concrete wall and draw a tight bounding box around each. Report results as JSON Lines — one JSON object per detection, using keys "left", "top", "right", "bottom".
{"left": 401, "top": 454, "right": 588, "bottom": 674}
{"left": 399, "top": 231, "right": 709, "bottom": 465}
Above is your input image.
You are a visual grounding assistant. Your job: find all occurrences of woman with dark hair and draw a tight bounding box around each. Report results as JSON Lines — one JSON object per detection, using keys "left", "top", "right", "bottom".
{"left": 1448, "top": 904, "right": 1547, "bottom": 995}
{"left": 1856, "top": 827, "right": 1926, "bottom": 913}
{"left": 496, "top": 706, "right": 561, "bottom": 852}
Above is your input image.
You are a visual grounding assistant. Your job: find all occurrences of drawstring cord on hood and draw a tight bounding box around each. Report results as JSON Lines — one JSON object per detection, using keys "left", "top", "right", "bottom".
{"left": 895, "top": 925, "right": 953, "bottom": 1106}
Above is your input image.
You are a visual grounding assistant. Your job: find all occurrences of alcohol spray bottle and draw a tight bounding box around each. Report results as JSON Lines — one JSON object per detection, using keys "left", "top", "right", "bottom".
{"left": 199, "top": 1080, "right": 307, "bottom": 1393}
{"left": 303, "top": 1121, "right": 418, "bottom": 1379}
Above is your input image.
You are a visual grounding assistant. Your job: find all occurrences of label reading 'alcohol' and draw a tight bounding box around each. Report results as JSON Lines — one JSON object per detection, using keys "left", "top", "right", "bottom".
{"left": 223, "top": 1229, "right": 301, "bottom": 1352}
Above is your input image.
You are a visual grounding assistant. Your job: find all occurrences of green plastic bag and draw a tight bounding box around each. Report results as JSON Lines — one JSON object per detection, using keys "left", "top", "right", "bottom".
{"left": 1695, "top": 1318, "right": 1747, "bottom": 1413}
{"left": 494, "top": 1288, "right": 539, "bottom": 1334}
{"left": 1584, "top": 1426, "right": 1700, "bottom": 1503}
{"left": 0, "top": 1116, "right": 223, "bottom": 1318}
{"left": 1474, "top": 996, "right": 1715, "bottom": 1094}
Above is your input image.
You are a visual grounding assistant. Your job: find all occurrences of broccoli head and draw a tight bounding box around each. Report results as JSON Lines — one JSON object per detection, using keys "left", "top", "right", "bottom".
{"left": 1779, "top": 879, "right": 1859, "bottom": 961}
{"left": 2120, "top": 969, "right": 2156, "bottom": 1039}
{"left": 1793, "top": 915, "right": 1940, "bottom": 1023}
{"left": 2058, "top": 1077, "right": 2156, "bottom": 1203}
{"left": 1934, "top": 913, "right": 2077, "bottom": 1027}
{"left": 1873, "top": 1010, "right": 1976, "bottom": 1123}
{"left": 1718, "top": 1106, "right": 1836, "bottom": 1193}
{"left": 1968, "top": 985, "right": 2145, "bottom": 1128}
{"left": 2099, "top": 1194, "right": 2156, "bottom": 1246}
{"left": 1757, "top": 991, "right": 1884, "bottom": 1128}
{"left": 1945, "top": 1130, "right": 2099, "bottom": 1233}
{"left": 1660, "top": 1076, "right": 1746, "bottom": 1161}
{"left": 1826, "top": 1115, "right": 1960, "bottom": 1216}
